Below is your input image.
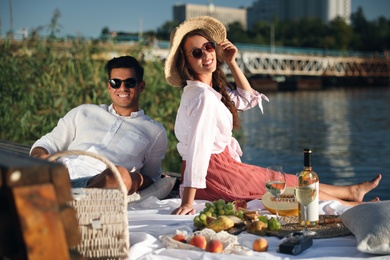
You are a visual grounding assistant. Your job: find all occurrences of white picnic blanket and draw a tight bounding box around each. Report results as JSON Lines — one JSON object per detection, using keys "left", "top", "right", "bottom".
{"left": 127, "top": 198, "right": 387, "bottom": 260}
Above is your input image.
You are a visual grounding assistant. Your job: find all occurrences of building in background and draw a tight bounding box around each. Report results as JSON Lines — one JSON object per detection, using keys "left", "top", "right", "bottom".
{"left": 172, "top": 0, "right": 350, "bottom": 32}
{"left": 173, "top": 2, "right": 247, "bottom": 30}
{"left": 247, "top": 0, "right": 351, "bottom": 29}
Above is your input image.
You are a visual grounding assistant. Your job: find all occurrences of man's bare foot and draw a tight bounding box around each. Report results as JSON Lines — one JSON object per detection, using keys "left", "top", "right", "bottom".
{"left": 350, "top": 174, "right": 382, "bottom": 202}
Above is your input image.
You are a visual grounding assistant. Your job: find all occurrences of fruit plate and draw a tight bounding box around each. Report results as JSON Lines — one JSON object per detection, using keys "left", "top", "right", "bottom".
{"left": 262, "top": 187, "right": 298, "bottom": 216}
{"left": 160, "top": 228, "right": 253, "bottom": 255}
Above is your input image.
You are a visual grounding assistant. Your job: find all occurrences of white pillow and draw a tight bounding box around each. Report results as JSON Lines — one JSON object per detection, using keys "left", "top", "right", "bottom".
{"left": 127, "top": 175, "right": 177, "bottom": 203}
{"left": 340, "top": 201, "right": 390, "bottom": 254}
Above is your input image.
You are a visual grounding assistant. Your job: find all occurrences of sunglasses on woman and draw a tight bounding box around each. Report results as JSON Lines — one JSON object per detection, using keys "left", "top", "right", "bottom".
{"left": 108, "top": 78, "right": 137, "bottom": 89}
{"left": 190, "top": 41, "right": 216, "bottom": 59}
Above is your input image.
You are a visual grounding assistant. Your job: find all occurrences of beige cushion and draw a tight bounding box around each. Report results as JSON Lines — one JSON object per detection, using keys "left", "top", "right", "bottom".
{"left": 340, "top": 201, "right": 390, "bottom": 254}
{"left": 127, "top": 175, "right": 176, "bottom": 203}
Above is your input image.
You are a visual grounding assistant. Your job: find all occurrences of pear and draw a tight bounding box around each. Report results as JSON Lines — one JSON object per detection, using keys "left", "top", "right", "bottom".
{"left": 206, "top": 215, "right": 217, "bottom": 225}
{"left": 206, "top": 216, "right": 235, "bottom": 232}
{"left": 247, "top": 220, "right": 267, "bottom": 236}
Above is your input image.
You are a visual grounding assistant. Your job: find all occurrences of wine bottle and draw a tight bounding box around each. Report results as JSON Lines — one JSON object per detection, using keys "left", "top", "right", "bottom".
{"left": 297, "top": 148, "right": 319, "bottom": 226}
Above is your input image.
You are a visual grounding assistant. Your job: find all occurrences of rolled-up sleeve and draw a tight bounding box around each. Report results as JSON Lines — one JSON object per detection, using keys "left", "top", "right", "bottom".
{"left": 30, "top": 107, "right": 78, "bottom": 154}
{"left": 228, "top": 88, "right": 269, "bottom": 113}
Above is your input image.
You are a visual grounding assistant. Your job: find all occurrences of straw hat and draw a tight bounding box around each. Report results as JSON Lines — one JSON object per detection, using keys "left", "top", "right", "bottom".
{"left": 164, "top": 16, "right": 227, "bottom": 87}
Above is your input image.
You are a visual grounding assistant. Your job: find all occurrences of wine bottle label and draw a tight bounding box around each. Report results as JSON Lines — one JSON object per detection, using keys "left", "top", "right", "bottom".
{"left": 299, "top": 182, "right": 319, "bottom": 224}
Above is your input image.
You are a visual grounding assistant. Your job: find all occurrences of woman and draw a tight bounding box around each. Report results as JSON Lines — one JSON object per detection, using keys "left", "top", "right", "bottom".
{"left": 164, "top": 16, "right": 381, "bottom": 215}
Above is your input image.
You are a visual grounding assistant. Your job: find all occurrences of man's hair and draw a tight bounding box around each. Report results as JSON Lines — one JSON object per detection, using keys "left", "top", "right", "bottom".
{"left": 106, "top": 56, "right": 144, "bottom": 82}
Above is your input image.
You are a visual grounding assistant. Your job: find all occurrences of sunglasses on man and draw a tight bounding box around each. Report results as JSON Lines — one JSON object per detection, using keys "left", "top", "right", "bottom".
{"left": 190, "top": 41, "right": 216, "bottom": 59}
{"left": 108, "top": 78, "right": 137, "bottom": 89}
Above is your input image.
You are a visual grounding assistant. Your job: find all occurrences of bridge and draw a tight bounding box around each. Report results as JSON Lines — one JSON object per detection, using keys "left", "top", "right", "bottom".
{"left": 149, "top": 41, "right": 390, "bottom": 78}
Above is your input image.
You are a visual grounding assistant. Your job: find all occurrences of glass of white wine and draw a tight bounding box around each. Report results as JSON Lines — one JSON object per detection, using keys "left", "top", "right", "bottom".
{"left": 294, "top": 186, "right": 317, "bottom": 236}
{"left": 265, "top": 166, "right": 286, "bottom": 222}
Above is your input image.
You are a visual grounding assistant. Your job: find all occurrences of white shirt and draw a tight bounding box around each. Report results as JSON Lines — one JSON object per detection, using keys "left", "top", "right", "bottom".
{"left": 175, "top": 80, "right": 268, "bottom": 189}
{"left": 31, "top": 104, "right": 167, "bottom": 182}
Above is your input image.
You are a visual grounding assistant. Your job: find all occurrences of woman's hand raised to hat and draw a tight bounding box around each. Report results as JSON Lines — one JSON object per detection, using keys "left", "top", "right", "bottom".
{"left": 219, "top": 39, "right": 254, "bottom": 93}
{"left": 219, "top": 39, "right": 238, "bottom": 65}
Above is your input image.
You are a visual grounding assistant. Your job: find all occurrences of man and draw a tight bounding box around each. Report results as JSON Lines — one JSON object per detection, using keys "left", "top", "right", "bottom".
{"left": 30, "top": 56, "right": 168, "bottom": 194}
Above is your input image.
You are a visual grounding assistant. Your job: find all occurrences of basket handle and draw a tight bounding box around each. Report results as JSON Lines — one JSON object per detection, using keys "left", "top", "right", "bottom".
{"left": 47, "top": 150, "right": 128, "bottom": 195}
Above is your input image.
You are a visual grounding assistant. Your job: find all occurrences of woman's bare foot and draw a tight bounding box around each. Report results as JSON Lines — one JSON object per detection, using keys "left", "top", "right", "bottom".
{"left": 350, "top": 174, "right": 382, "bottom": 202}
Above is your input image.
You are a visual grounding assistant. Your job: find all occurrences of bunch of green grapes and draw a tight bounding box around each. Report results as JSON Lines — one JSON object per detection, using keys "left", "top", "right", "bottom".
{"left": 193, "top": 199, "right": 244, "bottom": 228}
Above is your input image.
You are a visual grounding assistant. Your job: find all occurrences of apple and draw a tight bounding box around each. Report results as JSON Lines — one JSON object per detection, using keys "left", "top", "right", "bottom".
{"left": 172, "top": 234, "right": 187, "bottom": 243}
{"left": 205, "top": 239, "right": 223, "bottom": 253}
{"left": 189, "top": 235, "right": 207, "bottom": 250}
{"left": 253, "top": 237, "right": 268, "bottom": 252}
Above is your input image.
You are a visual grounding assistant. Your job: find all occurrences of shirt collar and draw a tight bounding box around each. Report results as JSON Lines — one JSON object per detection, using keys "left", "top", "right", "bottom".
{"left": 108, "top": 104, "right": 144, "bottom": 118}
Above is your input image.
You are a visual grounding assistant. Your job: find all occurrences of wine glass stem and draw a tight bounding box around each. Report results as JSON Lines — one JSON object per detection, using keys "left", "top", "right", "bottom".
{"left": 275, "top": 198, "right": 279, "bottom": 220}
{"left": 303, "top": 205, "right": 308, "bottom": 234}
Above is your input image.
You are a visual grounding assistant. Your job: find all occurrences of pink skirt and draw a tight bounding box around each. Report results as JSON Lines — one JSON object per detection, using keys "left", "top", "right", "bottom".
{"left": 182, "top": 146, "right": 298, "bottom": 202}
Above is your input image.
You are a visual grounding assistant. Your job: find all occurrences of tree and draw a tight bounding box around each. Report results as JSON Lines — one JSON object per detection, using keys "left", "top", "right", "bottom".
{"left": 295, "top": 18, "right": 327, "bottom": 48}
{"left": 101, "top": 26, "right": 110, "bottom": 36}
{"left": 226, "top": 22, "right": 250, "bottom": 43}
{"left": 350, "top": 7, "right": 369, "bottom": 51}
{"left": 328, "top": 17, "right": 352, "bottom": 51}
{"left": 373, "top": 17, "right": 390, "bottom": 52}
{"left": 47, "top": 8, "right": 62, "bottom": 39}
{"left": 248, "top": 21, "right": 269, "bottom": 45}
{"left": 156, "top": 21, "right": 180, "bottom": 41}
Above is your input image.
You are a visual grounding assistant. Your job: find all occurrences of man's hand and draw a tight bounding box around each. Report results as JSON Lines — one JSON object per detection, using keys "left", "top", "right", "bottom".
{"left": 30, "top": 147, "right": 51, "bottom": 159}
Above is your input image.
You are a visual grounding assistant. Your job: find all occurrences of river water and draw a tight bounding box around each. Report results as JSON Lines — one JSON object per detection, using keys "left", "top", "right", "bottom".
{"left": 239, "top": 86, "right": 390, "bottom": 201}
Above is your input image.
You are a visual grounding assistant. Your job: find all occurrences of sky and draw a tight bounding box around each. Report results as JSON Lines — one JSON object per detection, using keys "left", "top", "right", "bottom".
{"left": 1, "top": 0, "right": 389, "bottom": 39}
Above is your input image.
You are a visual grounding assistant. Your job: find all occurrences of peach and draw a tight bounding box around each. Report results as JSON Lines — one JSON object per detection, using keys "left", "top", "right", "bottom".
{"left": 205, "top": 239, "right": 224, "bottom": 253}
{"left": 172, "top": 234, "right": 187, "bottom": 243}
{"left": 253, "top": 237, "right": 268, "bottom": 252}
{"left": 189, "top": 235, "right": 207, "bottom": 250}
{"left": 234, "top": 199, "right": 248, "bottom": 210}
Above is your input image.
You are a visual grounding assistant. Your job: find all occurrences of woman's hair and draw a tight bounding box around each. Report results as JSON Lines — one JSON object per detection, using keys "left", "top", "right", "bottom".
{"left": 179, "top": 30, "right": 240, "bottom": 129}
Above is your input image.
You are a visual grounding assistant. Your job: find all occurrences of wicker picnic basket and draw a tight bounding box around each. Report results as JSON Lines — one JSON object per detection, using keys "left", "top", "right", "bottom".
{"left": 48, "top": 150, "right": 130, "bottom": 259}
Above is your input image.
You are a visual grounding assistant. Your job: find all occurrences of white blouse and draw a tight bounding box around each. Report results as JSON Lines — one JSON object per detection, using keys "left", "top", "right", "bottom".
{"left": 175, "top": 80, "right": 268, "bottom": 189}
